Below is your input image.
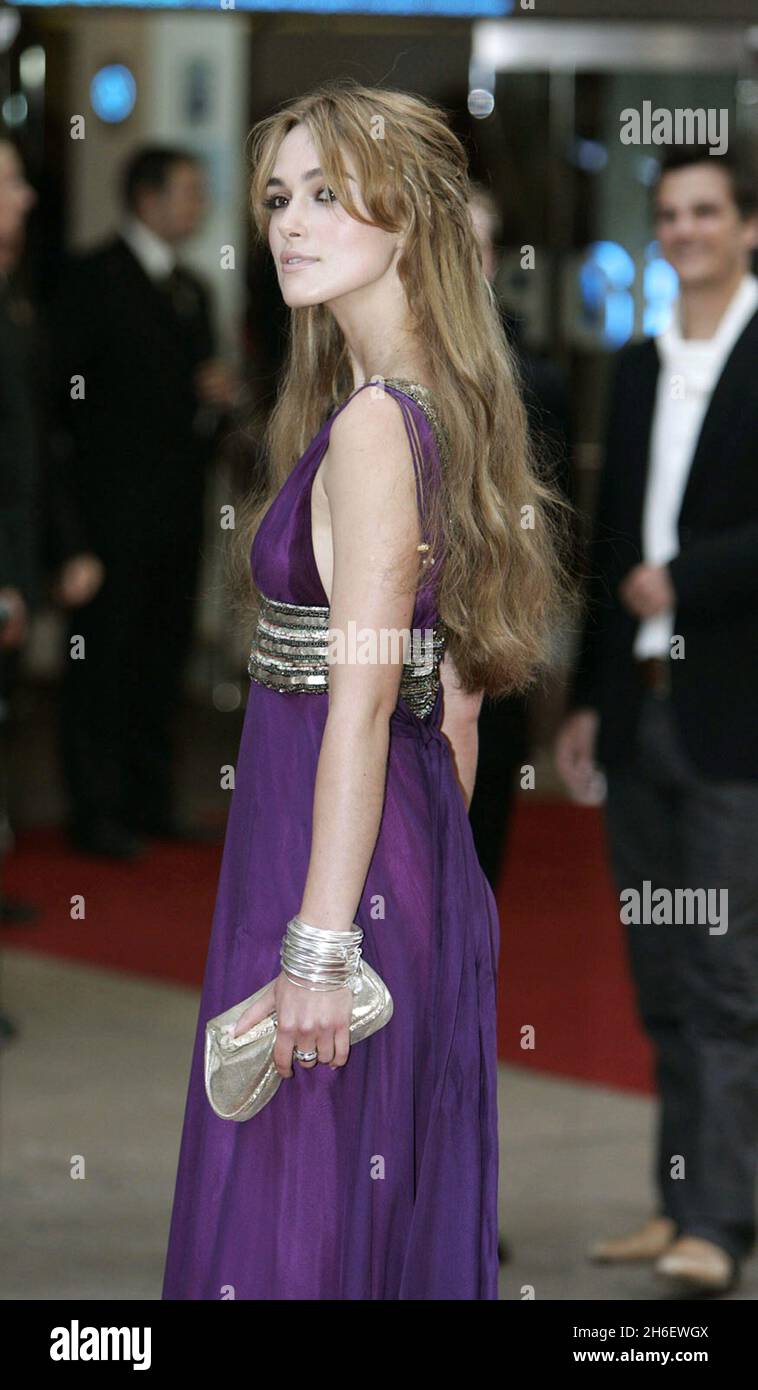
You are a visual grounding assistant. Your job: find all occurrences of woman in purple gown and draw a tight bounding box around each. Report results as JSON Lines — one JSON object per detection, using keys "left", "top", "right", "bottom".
{"left": 162, "top": 81, "right": 567, "bottom": 1300}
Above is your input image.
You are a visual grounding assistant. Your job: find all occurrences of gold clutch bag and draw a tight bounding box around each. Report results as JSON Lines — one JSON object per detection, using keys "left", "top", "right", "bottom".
{"left": 204, "top": 959, "right": 393, "bottom": 1122}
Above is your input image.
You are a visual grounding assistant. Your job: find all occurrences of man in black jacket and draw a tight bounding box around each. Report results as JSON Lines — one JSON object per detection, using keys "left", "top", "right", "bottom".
{"left": 556, "top": 146, "right": 758, "bottom": 1292}
{"left": 46, "top": 147, "right": 237, "bottom": 856}
{"left": 0, "top": 140, "right": 37, "bottom": 643}
{"left": 467, "top": 183, "right": 573, "bottom": 890}
{"left": 0, "top": 139, "right": 38, "bottom": 1036}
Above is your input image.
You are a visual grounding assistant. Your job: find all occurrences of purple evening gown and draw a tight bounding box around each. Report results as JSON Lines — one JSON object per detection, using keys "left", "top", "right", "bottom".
{"left": 161, "top": 379, "right": 501, "bottom": 1300}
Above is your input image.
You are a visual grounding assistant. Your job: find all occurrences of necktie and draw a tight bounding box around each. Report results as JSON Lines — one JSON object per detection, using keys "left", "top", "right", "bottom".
{"left": 156, "top": 266, "right": 196, "bottom": 318}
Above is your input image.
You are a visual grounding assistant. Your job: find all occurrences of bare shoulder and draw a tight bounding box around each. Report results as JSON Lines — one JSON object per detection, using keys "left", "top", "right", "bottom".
{"left": 326, "top": 387, "right": 411, "bottom": 473}
{"left": 321, "top": 386, "right": 421, "bottom": 566}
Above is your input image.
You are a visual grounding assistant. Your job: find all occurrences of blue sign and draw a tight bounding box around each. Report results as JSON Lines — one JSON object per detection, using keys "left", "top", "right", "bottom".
{"left": 90, "top": 64, "right": 137, "bottom": 123}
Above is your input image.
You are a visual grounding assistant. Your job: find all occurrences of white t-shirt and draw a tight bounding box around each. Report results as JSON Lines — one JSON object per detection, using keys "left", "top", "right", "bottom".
{"left": 634, "top": 272, "right": 758, "bottom": 659}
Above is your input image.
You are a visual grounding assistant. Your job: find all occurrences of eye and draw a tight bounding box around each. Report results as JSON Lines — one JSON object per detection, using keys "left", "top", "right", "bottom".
{"left": 263, "top": 194, "right": 288, "bottom": 211}
{"left": 317, "top": 186, "right": 337, "bottom": 204}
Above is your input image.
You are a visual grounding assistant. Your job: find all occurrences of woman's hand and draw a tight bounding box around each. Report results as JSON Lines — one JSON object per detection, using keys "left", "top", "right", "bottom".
{"left": 230, "top": 971, "right": 353, "bottom": 1077}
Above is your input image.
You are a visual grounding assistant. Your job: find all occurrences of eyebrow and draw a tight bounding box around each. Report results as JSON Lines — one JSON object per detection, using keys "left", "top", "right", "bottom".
{"left": 655, "top": 200, "right": 722, "bottom": 213}
{"left": 265, "top": 166, "right": 323, "bottom": 189}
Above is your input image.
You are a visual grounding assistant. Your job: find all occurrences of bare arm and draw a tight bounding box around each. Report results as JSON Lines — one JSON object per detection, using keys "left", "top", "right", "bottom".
{"left": 231, "top": 393, "right": 471, "bottom": 1070}
{"left": 439, "top": 650, "right": 484, "bottom": 810}
{"left": 297, "top": 389, "right": 422, "bottom": 933}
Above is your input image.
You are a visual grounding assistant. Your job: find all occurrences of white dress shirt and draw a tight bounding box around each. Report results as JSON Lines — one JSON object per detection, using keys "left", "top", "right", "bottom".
{"left": 119, "top": 213, "right": 176, "bottom": 280}
{"left": 634, "top": 272, "right": 758, "bottom": 659}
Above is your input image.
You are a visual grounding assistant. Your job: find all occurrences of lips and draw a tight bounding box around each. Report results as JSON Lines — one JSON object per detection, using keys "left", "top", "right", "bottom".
{"left": 280, "top": 255, "right": 319, "bottom": 269}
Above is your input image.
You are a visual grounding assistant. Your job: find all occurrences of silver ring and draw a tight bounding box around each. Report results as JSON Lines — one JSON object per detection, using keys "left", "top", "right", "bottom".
{"left": 293, "top": 1046, "right": 318, "bottom": 1062}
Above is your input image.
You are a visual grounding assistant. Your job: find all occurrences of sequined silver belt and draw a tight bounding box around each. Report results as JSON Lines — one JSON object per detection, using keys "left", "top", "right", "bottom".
{"left": 248, "top": 592, "right": 447, "bottom": 720}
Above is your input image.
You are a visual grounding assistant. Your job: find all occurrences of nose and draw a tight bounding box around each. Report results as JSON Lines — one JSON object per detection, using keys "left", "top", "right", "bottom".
{"left": 671, "top": 214, "right": 698, "bottom": 240}
{"left": 278, "top": 198, "right": 308, "bottom": 240}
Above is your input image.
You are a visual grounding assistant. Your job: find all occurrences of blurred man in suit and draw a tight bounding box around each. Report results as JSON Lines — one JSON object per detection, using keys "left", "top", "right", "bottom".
{"left": 0, "top": 138, "right": 38, "bottom": 1038}
{"left": 47, "top": 147, "right": 238, "bottom": 857}
{"left": 556, "top": 145, "right": 758, "bottom": 1292}
{"left": 468, "top": 183, "right": 573, "bottom": 890}
{"left": 0, "top": 138, "right": 38, "bottom": 653}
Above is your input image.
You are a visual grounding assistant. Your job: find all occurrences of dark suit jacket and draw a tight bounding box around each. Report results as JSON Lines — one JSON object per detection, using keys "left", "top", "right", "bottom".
{"left": 43, "top": 233, "right": 218, "bottom": 564}
{"left": 0, "top": 281, "right": 38, "bottom": 603}
{"left": 476, "top": 311, "right": 573, "bottom": 769}
{"left": 503, "top": 310, "right": 574, "bottom": 507}
{"left": 569, "top": 304, "right": 758, "bottom": 779}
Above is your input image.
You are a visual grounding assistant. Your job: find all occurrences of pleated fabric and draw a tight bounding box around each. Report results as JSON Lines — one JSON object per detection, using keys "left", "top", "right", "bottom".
{"left": 161, "top": 382, "right": 501, "bottom": 1299}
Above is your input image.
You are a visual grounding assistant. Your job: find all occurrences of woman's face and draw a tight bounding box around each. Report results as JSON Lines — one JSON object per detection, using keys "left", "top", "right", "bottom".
{"left": 265, "top": 122, "right": 400, "bottom": 310}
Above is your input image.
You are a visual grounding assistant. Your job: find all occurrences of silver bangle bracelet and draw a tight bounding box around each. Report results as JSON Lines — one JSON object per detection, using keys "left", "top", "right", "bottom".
{"left": 280, "top": 914, "right": 364, "bottom": 992}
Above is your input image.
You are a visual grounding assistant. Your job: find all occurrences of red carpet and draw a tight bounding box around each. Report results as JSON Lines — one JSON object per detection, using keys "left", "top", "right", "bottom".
{"left": 496, "top": 801, "right": 654, "bottom": 1094}
{"left": 0, "top": 826, "right": 224, "bottom": 986}
{"left": 1, "top": 802, "right": 653, "bottom": 1094}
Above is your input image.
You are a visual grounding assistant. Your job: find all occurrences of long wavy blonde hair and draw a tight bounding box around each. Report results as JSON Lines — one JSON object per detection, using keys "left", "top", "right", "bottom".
{"left": 227, "top": 78, "right": 574, "bottom": 697}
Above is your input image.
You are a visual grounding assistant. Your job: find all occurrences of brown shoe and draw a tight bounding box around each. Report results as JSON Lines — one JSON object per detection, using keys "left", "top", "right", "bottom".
{"left": 655, "top": 1236, "right": 738, "bottom": 1293}
{"left": 588, "top": 1216, "right": 677, "bottom": 1263}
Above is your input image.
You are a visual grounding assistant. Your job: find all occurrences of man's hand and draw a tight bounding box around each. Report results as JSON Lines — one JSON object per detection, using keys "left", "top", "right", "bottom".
{"left": 193, "top": 359, "right": 240, "bottom": 411}
{"left": 0, "top": 587, "right": 27, "bottom": 649}
{"left": 52, "top": 553, "right": 105, "bottom": 608}
{"left": 618, "top": 563, "right": 676, "bottom": 619}
{"left": 554, "top": 708, "right": 606, "bottom": 805}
